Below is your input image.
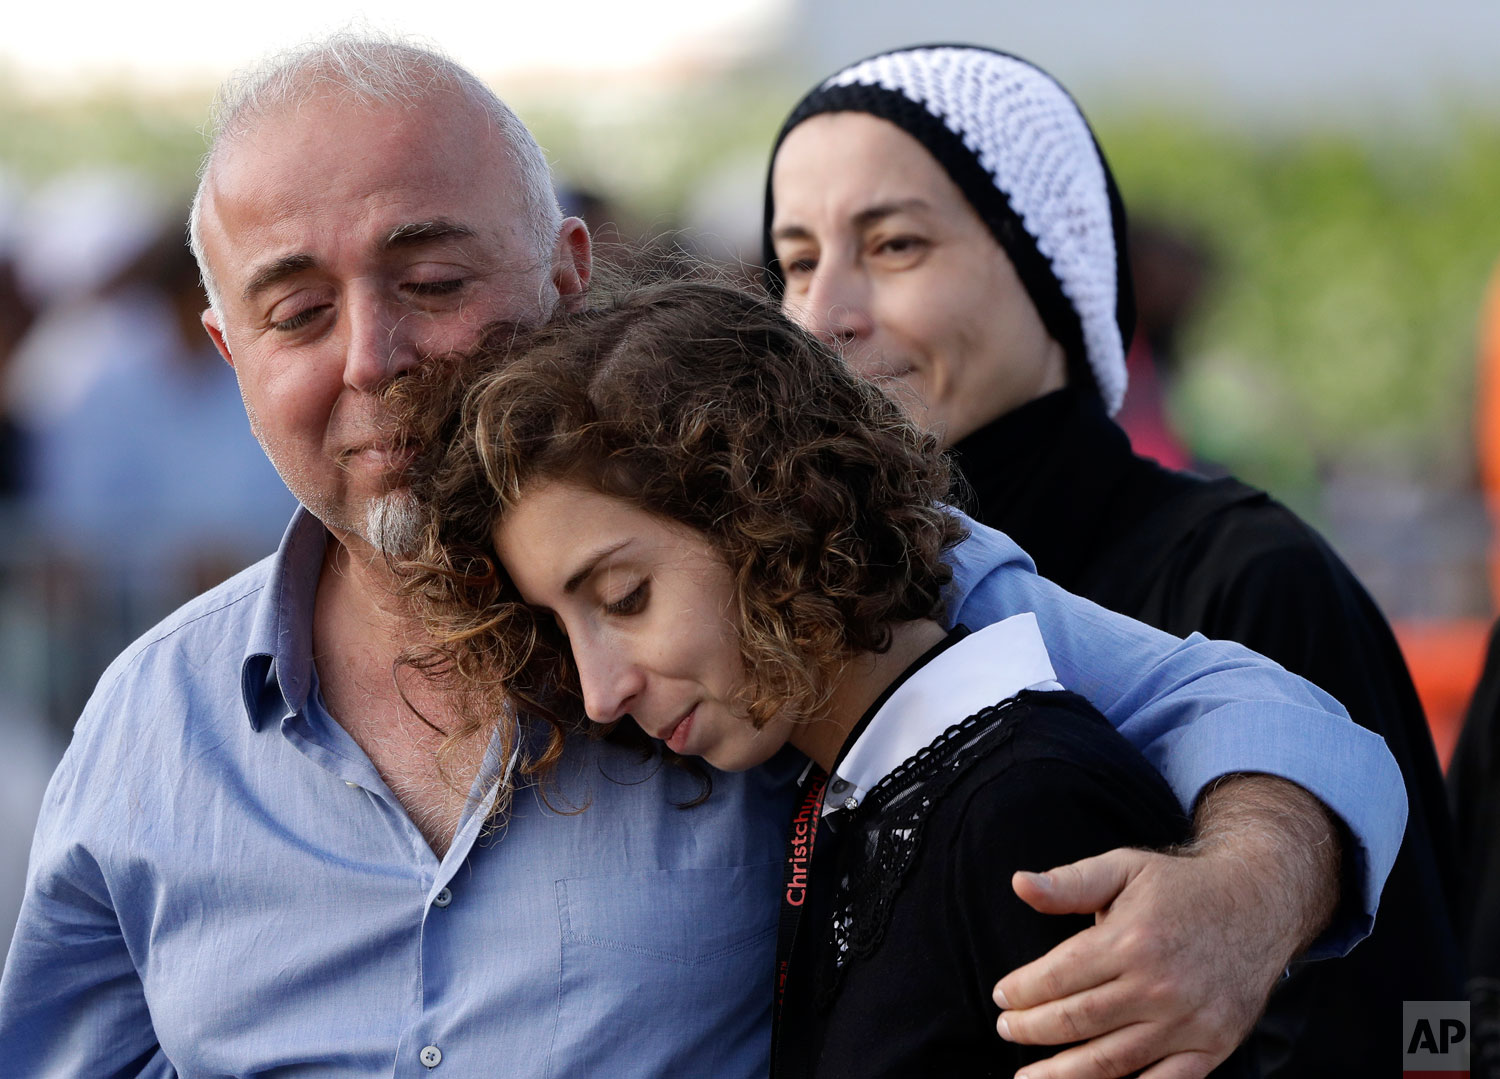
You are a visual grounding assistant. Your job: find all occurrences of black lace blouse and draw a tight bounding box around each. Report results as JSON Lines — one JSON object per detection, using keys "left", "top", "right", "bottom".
{"left": 772, "top": 687, "right": 1225, "bottom": 1078}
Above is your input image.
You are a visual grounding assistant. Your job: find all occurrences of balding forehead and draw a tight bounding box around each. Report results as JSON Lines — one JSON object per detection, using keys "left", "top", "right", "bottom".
{"left": 208, "top": 36, "right": 496, "bottom": 147}
{"left": 191, "top": 34, "right": 561, "bottom": 314}
{"left": 205, "top": 90, "right": 519, "bottom": 216}
{"left": 214, "top": 83, "right": 501, "bottom": 166}
{"left": 191, "top": 85, "right": 555, "bottom": 317}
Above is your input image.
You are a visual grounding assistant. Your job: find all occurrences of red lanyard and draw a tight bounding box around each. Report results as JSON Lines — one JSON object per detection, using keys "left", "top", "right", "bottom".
{"left": 774, "top": 768, "right": 827, "bottom": 1023}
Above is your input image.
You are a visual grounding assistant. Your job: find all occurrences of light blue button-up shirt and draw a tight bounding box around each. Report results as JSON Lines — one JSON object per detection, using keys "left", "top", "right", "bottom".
{"left": 0, "top": 508, "right": 1404, "bottom": 1077}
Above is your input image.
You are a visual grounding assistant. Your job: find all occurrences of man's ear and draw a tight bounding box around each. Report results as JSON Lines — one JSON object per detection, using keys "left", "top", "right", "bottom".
{"left": 202, "top": 308, "right": 234, "bottom": 368}
{"left": 551, "top": 217, "right": 592, "bottom": 313}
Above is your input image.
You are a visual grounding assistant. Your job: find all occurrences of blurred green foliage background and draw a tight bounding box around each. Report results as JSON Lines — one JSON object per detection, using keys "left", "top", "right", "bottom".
{"left": 1101, "top": 114, "right": 1500, "bottom": 502}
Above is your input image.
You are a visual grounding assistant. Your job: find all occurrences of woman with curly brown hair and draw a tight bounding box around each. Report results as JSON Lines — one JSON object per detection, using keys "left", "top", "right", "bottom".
{"left": 394, "top": 279, "right": 1223, "bottom": 1078}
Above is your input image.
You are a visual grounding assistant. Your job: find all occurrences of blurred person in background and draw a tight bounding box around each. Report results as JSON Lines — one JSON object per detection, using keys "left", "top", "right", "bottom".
{"left": 0, "top": 269, "right": 32, "bottom": 502}
{"left": 0, "top": 169, "right": 59, "bottom": 978}
{"left": 11, "top": 211, "right": 295, "bottom": 731}
{"left": 1114, "top": 218, "right": 1212, "bottom": 472}
{"left": 5, "top": 170, "right": 168, "bottom": 430}
{"left": 0, "top": 174, "right": 37, "bottom": 503}
{"left": 0, "top": 32, "right": 1407, "bottom": 1078}
{"left": 559, "top": 180, "right": 722, "bottom": 285}
{"left": 28, "top": 220, "right": 296, "bottom": 592}
{"left": 763, "top": 43, "right": 1460, "bottom": 1077}
{"left": 0, "top": 172, "right": 179, "bottom": 733}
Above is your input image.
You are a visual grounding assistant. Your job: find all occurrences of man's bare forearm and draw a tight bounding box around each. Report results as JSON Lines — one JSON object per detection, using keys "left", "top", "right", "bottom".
{"left": 1188, "top": 773, "right": 1343, "bottom": 959}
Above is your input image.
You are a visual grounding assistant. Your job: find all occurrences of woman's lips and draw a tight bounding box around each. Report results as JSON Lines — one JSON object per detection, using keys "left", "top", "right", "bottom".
{"left": 664, "top": 708, "right": 696, "bottom": 755}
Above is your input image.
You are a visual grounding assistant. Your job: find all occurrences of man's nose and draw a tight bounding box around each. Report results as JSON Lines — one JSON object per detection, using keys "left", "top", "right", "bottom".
{"left": 342, "top": 294, "right": 422, "bottom": 392}
{"left": 790, "top": 263, "right": 874, "bottom": 348}
{"left": 574, "top": 639, "right": 645, "bottom": 727}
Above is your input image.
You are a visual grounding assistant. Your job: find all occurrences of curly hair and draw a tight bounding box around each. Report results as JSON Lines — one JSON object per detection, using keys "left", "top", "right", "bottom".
{"left": 391, "top": 279, "right": 966, "bottom": 809}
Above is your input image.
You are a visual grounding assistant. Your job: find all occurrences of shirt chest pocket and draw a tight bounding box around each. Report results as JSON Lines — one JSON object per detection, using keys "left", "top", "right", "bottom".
{"left": 548, "top": 861, "right": 781, "bottom": 1077}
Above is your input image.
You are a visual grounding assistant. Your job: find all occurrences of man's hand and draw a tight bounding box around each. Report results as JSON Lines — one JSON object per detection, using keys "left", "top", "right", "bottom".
{"left": 992, "top": 775, "right": 1342, "bottom": 1079}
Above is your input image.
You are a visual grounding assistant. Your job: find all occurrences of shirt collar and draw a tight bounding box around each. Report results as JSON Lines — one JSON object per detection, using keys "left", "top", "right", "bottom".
{"left": 240, "top": 507, "right": 328, "bottom": 731}
{"left": 824, "top": 612, "right": 1062, "bottom": 816}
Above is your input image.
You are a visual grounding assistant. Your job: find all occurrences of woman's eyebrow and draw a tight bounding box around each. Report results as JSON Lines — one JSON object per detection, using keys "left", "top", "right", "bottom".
{"left": 772, "top": 198, "right": 931, "bottom": 243}
{"left": 564, "top": 540, "right": 632, "bottom": 595}
{"left": 850, "top": 198, "right": 931, "bottom": 229}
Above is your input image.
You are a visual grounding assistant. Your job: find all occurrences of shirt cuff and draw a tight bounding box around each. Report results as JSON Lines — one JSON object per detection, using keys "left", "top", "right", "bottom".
{"left": 1147, "top": 700, "right": 1405, "bottom": 959}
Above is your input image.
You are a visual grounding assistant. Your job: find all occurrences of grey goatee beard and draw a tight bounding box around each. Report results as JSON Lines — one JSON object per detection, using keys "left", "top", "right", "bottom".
{"left": 364, "top": 488, "right": 425, "bottom": 560}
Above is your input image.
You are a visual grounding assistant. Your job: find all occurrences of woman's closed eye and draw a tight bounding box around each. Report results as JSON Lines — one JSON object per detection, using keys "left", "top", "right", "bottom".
{"left": 604, "top": 580, "right": 649, "bottom": 616}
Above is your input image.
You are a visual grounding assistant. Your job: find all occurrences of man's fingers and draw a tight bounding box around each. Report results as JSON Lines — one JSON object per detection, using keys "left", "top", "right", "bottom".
{"left": 1005, "top": 1022, "right": 1161, "bottom": 1079}
{"left": 1011, "top": 848, "right": 1146, "bottom": 916}
{"left": 1134, "top": 1053, "right": 1221, "bottom": 1079}
{"left": 997, "top": 978, "right": 1136, "bottom": 1046}
{"left": 994, "top": 923, "right": 1122, "bottom": 1011}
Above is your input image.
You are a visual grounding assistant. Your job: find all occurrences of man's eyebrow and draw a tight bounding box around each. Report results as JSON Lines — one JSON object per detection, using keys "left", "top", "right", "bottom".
{"left": 241, "top": 254, "right": 317, "bottom": 303}
{"left": 237, "top": 221, "right": 479, "bottom": 303}
{"left": 564, "top": 540, "right": 632, "bottom": 595}
{"left": 770, "top": 198, "right": 932, "bottom": 243}
{"left": 384, "top": 220, "right": 477, "bottom": 249}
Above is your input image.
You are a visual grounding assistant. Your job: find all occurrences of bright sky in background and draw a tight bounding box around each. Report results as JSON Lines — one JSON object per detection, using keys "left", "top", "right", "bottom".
{"left": 9, "top": 0, "right": 1500, "bottom": 120}
{"left": 1, "top": 0, "right": 791, "bottom": 95}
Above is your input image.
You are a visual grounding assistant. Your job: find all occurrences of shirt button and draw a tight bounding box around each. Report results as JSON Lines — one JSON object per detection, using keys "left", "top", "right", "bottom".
{"left": 433, "top": 887, "right": 453, "bottom": 908}
{"left": 829, "top": 777, "right": 851, "bottom": 795}
{"left": 420, "top": 1045, "right": 442, "bottom": 1068}
{"left": 345, "top": 781, "right": 359, "bottom": 788}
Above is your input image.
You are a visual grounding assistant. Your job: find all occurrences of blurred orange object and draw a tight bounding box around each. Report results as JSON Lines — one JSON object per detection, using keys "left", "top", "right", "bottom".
{"left": 1393, "top": 617, "right": 1490, "bottom": 770}
{"left": 1478, "top": 263, "right": 1500, "bottom": 608}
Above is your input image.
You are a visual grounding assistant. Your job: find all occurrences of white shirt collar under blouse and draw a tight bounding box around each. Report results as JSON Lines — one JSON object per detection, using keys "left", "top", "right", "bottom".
{"left": 823, "top": 612, "right": 1063, "bottom": 817}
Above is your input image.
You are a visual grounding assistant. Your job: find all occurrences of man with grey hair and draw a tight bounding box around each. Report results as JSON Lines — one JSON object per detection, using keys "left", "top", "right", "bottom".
{"left": 0, "top": 32, "right": 1404, "bottom": 1079}
{"left": 186, "top": 38, "right": 572, "bottom": 569}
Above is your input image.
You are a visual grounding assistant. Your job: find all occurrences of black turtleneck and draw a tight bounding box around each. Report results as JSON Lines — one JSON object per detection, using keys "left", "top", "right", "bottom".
{"left": 950, "top": 387, "right": 1194, "bottom": 596}
{"left": 948, "top": 385, "right": 1462, "bottom": 1077}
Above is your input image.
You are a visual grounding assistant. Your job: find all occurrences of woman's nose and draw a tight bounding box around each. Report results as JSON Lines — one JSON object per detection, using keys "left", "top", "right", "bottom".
{"left": 574, "top": 638, "right": 645, "bottom": 725}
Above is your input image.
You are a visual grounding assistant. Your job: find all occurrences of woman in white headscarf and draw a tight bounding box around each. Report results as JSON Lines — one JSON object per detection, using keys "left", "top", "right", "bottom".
{"left": 761, "top": 44, "right": 1460, "bottom": 1078}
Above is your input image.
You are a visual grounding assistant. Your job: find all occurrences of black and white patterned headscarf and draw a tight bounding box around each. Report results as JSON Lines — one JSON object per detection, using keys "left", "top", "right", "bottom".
{"left": 762, "top": 45, "right": 1135, "bottom": 416}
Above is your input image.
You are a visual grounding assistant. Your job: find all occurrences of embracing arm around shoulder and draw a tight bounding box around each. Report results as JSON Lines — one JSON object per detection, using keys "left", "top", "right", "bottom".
{"left": 992, "top": 773, "right": 1339, "bottom": 1079}
{"left": 946, "top": 517, "right": 1403, "bottom": 951}
{"left": 945, "top": 518, "right": 1399, "bottom": 1079}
